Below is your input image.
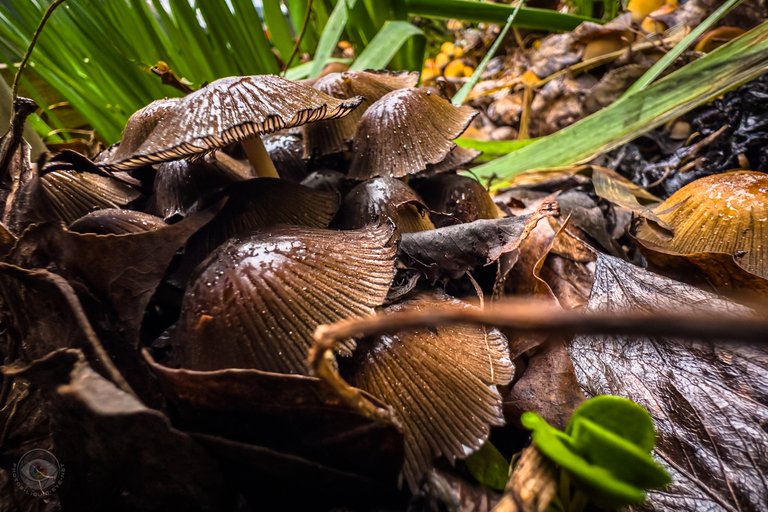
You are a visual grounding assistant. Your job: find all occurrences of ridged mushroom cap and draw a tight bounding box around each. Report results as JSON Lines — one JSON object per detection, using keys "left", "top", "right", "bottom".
{"left": 348, "top": 290, "right": 514, "bottom": 491}
{"left": 635, "top": 170, "right": 768, "bottom": 278}
{"left": 102, "top": 75, "right": 363, "bottom": 170}
{"left": 173, "top": 225, "right": 396, "bottom": 374}
{"left": 304, "top": 70, "right": 418, "bottom": 158}
{"left": 348, "top": 88, "right": 477, "bottom": 179}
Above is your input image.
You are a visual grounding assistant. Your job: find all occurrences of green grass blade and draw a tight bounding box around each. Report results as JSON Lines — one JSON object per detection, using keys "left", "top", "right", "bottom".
{"left": 286, "top": 0, "right": 319, "bottom": 53}
{"left": 262, "top": 0, "right": 295, "bottom": 62}
{"left": 472, "top": 21, "right": 768, "bottom": 187}
{"left": 404, "top": 0, "right": 594, "bottom": 31}
{"left": 622, "top": 0, "right": 744, "bottom": 96}
{"left": 452, "top": 1, "right": 523, "bottom": 105}
{"left": 286, "top": 58, "right": 351, "bottom": 80}
{"left": 349, "top": 21, "right": 425, "bottom": 71}
{"left": 309, "top": 0, "right": 356, "bottom": 78}
{"left": 456, "top": 137, "right": 537, "bottom": 161}
{"left": 230, "top": 0, "right": 280, "bottom": 75}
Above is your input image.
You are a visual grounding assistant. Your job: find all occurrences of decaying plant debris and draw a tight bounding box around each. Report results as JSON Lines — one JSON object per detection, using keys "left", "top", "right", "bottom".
{"left": 2, "top": 3, "right": 768, "bottom": 512}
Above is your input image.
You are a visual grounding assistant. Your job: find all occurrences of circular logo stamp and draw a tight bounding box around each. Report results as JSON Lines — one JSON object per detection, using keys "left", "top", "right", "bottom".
{"left": 12, "top": 449, "right": 64, "bottom": 497}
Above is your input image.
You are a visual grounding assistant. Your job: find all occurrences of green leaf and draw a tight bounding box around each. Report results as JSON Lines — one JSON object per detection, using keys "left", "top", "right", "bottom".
{"left": 464, "top": 441, "right": 509, "bottom": 491}
{"left": 521, "top": 411, "right": 651, "bottom": 506}
{"left": 622, "top": 0, "right": 745, "bottom": 96}
{"left": 309, "top": 0, "right": 356, "bottom": 78}
{"left": 349, "top": 21, "right": 425, "bottom": 71}
{"left": 473, "top": 21, "right": 768, "bottom": 188}
{"left": 453, "top": 2, "right": 523, "bottom": 106}
{"left": 569, "top": 418, "right": 671, "bottom": 489}
{"left": 262, "top": 0, "right": 295, "bottom": 62}
{"left": 286, "top": 57, "right": 351, "bottom": 80}
{"left": 455, "top": 137, "right": 536, "bottom": 162}
{"left": 567, "top": 395, "right": 656, "bottom": 452}
{"left": 404, "top": 0, "right": 594, "bottom": 31}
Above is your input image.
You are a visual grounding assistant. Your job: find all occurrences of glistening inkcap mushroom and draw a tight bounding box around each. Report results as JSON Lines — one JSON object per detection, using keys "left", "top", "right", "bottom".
{"left": 100, "top": 75, "right": 363, "bottom": 178}
{"left": 303, "top": 70, "right": 418, "bottom": 158}
{"left": 348, "top": 87, "right": 477, "bottom": 180}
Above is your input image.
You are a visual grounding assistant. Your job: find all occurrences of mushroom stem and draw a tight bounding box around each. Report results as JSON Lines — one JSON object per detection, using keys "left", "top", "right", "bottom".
{"left": 242, "top": 136, "right": 280, "bottom": 178}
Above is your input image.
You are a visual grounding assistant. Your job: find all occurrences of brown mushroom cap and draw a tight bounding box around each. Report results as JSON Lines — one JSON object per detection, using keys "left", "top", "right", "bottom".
{"left": 263, "top": 133, "right": 309, "bottom": 182}
{"left": 424, "top": 145, "right": 481, "bottom": 175}
{"left": 39, "top": 170, "right": 141, "bottom": 225}
{"left": 348, "top": 290, "right": 513, "bottom": 491}
{"left": 304, "top": 70, "right": 418, "bottom": 158}
{"left": 348, "top": 88, "right": 477, "bottom": 180}
{"left": 107, "top": 98, "right": 181, "bottom": 165}
{"left": 173, "top": 225, "right": 395, "bottom": 374}
{"left": 635, "top": 170, "right": 768, "bottom": 278}
{"left": 412, "top": 173, "right": 499, "bottom": 225}
{"left": 337, "top": 176, "right": 433, "bottom": 232}
{"left": 102, "top": 75, "right": 363, "bottom": 171}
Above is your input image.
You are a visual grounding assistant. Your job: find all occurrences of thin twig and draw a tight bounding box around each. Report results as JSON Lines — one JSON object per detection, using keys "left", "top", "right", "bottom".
{"left": 11, "top": 0, "right": 65, "bottom": 100}
{"left": 309, "top": 299, "right": 768, "bottom": 422}
{"left": 282, "top": 0, "right": 314, "bottom": 75}
{"left": 312, "top": 299, "right": 768, "bottom": 355}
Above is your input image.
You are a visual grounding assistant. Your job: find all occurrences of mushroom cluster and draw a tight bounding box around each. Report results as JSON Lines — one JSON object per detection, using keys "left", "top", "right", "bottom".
{"left": 0, "top": 70, "right": 516, "bottom": 505}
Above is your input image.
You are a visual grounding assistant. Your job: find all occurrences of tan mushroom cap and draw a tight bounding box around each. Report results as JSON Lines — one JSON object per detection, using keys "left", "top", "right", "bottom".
{"left": 348, "top": 290, "right": 513, "bottom": 491}
{"left": 348, "top": 88, "right": 477, "bottom": 180}
{"left": 304, "top": 70, "right": 418, "bottom": 158}
{"left": 635, "top": 170, "right": 768, "bottom": 278}
{"left": 102, "top": 75, "right": 363, "bottom": 171}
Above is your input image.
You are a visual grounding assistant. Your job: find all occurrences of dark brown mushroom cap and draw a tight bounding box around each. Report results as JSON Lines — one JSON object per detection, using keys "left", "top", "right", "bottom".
{"left": 151, "top": 159, "right": 242, "bottom": 220}
{"left": 102, "top": 75, "right": 364, "bottom": 171}
{"left": 173, "top": 225, "right": 395, "bottom": 374}
{"left": 108, "top": 98, "right": 181, "bottom": 164}
{"left": 347, "top": 290, "right": 514, "bottom": 491}
{"left": 263, "top": 133, "right": 308, "bottom": 182}
{"left": 69, "top": 209, "right": 166, "bottom": 234}
{"left": 300, "top": 169, "right": 348, "bottom": 195}
{"left": 179, "top": 178, "right": 340, "bottom": 277}
{"left": 304, "top": 70, "right": 418, "bottom": 158}
{"left": 412, "top": 173, "right": 498, "bottom": 226}
{"left": 424, "top": 145, "right": 481, "bottom": 175}
{"left": 337, "top": 176, "right": 433, "bottom": 232}
{"left": 39, "top": 171, "right": 141, "bottom": 225}
{"left": 348, "top": 88, "right": 478, "bottom": 180}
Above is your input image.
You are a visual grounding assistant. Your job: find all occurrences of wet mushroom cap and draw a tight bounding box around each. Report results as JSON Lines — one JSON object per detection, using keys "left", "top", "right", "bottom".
{"left": 348, "top": 88, "right": 477, "bottom": 180}
{"left": 423, "top": 145, "right": 481, "bottom": 176}
{"left": 412, "top": 173, "right": 499, "bottom": 225}
{"left": 173, "top": 225, "right": 395, "bottom": 374}
{"left": 107, "top": 97, "right": 181, "bottom": 165}
{"left": 304, "top": 70, "right": 418, "bottom": 158}
{"left": 101, "top": 75, "right": 364, "bottom": 171}
{"left": 262, "top": 133, "right": 308, "bottom": 182}
{"left": 635, "top": 170, "right": 768, "bottom": 278}
{"left": 347, "top": 290, "right": 513, "bottom": 491}
{"left": 337, "top": 176, "right": 433, "bottom": 232}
